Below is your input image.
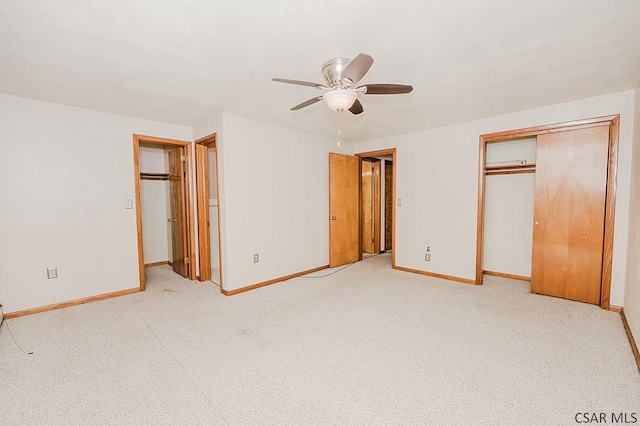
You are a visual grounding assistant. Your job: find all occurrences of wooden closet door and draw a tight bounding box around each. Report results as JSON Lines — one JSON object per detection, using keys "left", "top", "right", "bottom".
{"left": 169, "top": 147, "right": 188, "bottom": 278}
{"left": 531, "top": 125, "right": 609, "bottom": 304}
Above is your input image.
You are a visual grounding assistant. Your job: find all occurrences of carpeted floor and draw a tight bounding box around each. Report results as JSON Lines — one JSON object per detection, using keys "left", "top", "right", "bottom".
{"left": 1, "top": 253, "right": 639, "bottom": 425}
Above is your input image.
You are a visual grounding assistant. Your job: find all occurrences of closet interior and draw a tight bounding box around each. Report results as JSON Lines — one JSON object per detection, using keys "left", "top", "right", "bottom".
{"left": 139, "top": 143, "right": 188, "bottom": 278}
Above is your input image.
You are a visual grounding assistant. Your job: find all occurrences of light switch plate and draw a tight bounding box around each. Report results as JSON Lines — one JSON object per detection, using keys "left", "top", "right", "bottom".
{"left": 47, "top": 267, "right": 58, "bottom": 279}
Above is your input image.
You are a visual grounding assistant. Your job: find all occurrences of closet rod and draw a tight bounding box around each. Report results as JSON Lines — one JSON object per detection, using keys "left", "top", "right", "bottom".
{"left": 140, "top": 172, "right": 170, "bottom": 181}
{"left": 485, "top": 169, "right": 535, "bottom": 176}
{"left": 485, "top": 163, "right": 535, "bottom": 171}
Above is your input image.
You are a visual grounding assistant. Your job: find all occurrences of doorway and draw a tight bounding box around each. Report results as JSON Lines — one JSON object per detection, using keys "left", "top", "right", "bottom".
{"left": 194, "top": 133, "right": 224, "bottom": 291}
{"left": 328, "top": 148, "right": 396, "bottom": 268}
{"left": 360, "top": 156, "right": 394, "bottom": 256}
{"left": 133, "top": 134, "right": 196, "bottom": 291}
{"left": 476, "top": 115, "right": 619, "bottom": 309}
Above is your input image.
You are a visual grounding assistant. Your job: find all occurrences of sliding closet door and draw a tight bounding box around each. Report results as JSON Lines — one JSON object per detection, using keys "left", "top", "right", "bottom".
{"left": 531, "top": 125, "right": 609, "bottom": 304}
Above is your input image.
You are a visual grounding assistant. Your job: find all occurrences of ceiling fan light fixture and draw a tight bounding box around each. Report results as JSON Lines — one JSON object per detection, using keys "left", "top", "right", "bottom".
{"left": 323, "top": 89, "right": 357, "bottom": 112}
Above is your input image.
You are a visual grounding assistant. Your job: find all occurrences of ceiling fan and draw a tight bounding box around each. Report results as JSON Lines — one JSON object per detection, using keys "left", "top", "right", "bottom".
{"left": 272, "top": 53, "right": 413, "bottom": 115}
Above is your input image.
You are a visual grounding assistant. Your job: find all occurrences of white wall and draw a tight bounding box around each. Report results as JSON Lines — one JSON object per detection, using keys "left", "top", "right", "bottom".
{"left": 217, "top": 113, "right": 350, "bottom": 291}
{"left": 140, "top": 146, "right": 171, "bottom": 264}
{"left": 624, "top": 86, "right": 640, "bottom": 346}
{"left": 0, "top": 94, "right": 192, "bottom": 313}
{"left": 483, "top": 174, "right": 535, "bottom": 276}
{"left": 352, "top": 90, "right": 635, "bottom": 306}
{"left": 483, "top": 137, "right": 536, "bottom": 277}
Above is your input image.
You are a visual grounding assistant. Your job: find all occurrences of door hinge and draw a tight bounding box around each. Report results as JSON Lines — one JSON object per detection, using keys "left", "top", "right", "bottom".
{"left": 184, "top": 257, "right": 189, "bottom": 264}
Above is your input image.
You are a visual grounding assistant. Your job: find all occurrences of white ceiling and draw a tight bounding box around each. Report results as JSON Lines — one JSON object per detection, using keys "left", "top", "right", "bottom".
{"left": 1, "top": 1, "right": 639, "bottom": 142}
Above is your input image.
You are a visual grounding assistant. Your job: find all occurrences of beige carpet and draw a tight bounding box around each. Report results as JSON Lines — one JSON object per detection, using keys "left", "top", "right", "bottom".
{"left": 1, "top": 253, "right": 638, "bottom": 425}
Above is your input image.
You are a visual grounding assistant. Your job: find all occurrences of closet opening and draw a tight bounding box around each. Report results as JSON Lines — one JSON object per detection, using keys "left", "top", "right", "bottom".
{"left": 481, "top": 136, "right": 537, "bottom": 282}
{"left": 475, "top": 115, "right": 620, "bottom": 310}
{"left": 133, "top": 134, "right": 196, "bottom": 291}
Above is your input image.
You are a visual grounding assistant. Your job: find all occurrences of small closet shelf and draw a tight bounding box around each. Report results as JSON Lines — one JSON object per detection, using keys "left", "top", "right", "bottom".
{"left": 484, "top": 163, "right": 535, "bottom": 175}
{"left": 140, "top": 172, "right": 170, "bottom": 181}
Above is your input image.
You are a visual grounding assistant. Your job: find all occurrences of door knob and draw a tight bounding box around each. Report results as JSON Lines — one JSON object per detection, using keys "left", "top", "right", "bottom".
{"left": 331, "top": 216, "right": 336, "bottom": 220}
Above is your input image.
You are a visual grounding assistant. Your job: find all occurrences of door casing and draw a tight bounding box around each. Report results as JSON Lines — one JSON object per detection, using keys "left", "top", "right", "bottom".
{"left": 194, "top": 132, "right": 224, "bottom": 292}
{"left": 133, "top": 134, "right": 196, "bottom": 291}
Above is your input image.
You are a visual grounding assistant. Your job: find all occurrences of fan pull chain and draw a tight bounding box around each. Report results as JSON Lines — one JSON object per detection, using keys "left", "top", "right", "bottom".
{"left": 337, "top": 111, "right": 342, "bottom": 147}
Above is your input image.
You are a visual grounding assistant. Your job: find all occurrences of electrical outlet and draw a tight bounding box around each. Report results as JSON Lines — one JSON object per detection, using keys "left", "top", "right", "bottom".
{"left": 425, "top": 253, "right": 431, "bottom": 262}
{"left": 253, "top": 253, "right": 259, "bottom": 263}
{"left": 426, "top": 246, "right": 431, "bottom": 252}
{"left": 47, "top": 267, "right": 58, "bottom": 279}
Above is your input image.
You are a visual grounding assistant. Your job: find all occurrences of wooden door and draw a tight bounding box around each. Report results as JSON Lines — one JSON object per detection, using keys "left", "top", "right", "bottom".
{"left": 531, "top": 125, "right": 609, "bottom": 304}
{"left": 195, "top": 143, "right": 211, "bottom": 281}
{"left": 169, "top": 147, "right": 188, "bottom": 278}
{"left": 329, "top": 153, "right": 360, "bottom": 267}
{"left": 361, "top": 160, "right": 381, "bottom": 254}
{"left": 384, "top": 160, "right": 393, "bottom": 250}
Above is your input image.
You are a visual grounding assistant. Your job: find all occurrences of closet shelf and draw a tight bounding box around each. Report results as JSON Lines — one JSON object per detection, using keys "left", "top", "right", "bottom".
{"left": 484, "top": 163, "right": 535, "bottom": 176}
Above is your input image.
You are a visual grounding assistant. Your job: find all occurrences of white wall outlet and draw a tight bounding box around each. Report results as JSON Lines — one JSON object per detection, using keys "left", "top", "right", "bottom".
{"left": 124, "top": 199, "right": 133, "bottom": 209}
{"left": 425, "top": 253, "right": 431, "bottom": 262}
{"left": 397, "top": 198, "right": 402, "bottom": 206}
{"left": 47, "top": 267, "right": 58, "bottom": 279}
{"left": 426, "top": 246, "right": 430, "bottom": 252}
{"left": 253, "top": 253, "right": 259, "bottom": 263}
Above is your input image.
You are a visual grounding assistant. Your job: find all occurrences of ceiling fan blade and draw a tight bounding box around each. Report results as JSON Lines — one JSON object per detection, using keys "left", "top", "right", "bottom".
{"left": 341, "top": 54, "right": 374, "bottom": 85}
{"left": 291, "top": 96, "right": 323, "bottom": 110}
{"left": 349, "top": 99, "right": 364, "bottom": 115}
{"left": 272, "top": 78, "right": 324, "bottom": 88}
{"left": 361, "top": 84, "right": 413, "bottom": 95}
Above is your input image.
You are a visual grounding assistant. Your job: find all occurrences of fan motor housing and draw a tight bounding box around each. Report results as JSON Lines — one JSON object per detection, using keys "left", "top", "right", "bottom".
{"left": 322, "top": 57, "right": 350, "bottom": 87}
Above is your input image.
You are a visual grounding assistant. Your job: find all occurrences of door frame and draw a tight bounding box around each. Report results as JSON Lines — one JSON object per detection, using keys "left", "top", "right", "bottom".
{"left": 133, "top": 134, "right": 196, "bottom": 291}
{"left": 355, "top": 148, "right": 397, "bottom": 268}
{"left": 194, "top": 132, "right": 225, "bottom": 292}
{"left": 475, "top": 115, "right": 620, "bottom": 310}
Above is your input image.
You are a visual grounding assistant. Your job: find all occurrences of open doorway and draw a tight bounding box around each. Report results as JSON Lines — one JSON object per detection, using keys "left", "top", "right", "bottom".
{"left": 328, "top": 148, "right": 396, "bottom": 268}
{"left": 194, "top": 133, "right": 224, "bottom": 291}
{"left": 356, "top": 149, "right": 395, "bottom": 267}
{"left": 133, "top": 134, "right": 196, "bottom": 291}
{"left": 359, "top": 155, "right": 394, "bottom": 258}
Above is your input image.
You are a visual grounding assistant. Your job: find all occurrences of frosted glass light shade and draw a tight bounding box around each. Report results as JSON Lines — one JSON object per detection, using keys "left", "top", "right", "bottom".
{"left": 323, "top": 89, "right": 357, "bottom": 112}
